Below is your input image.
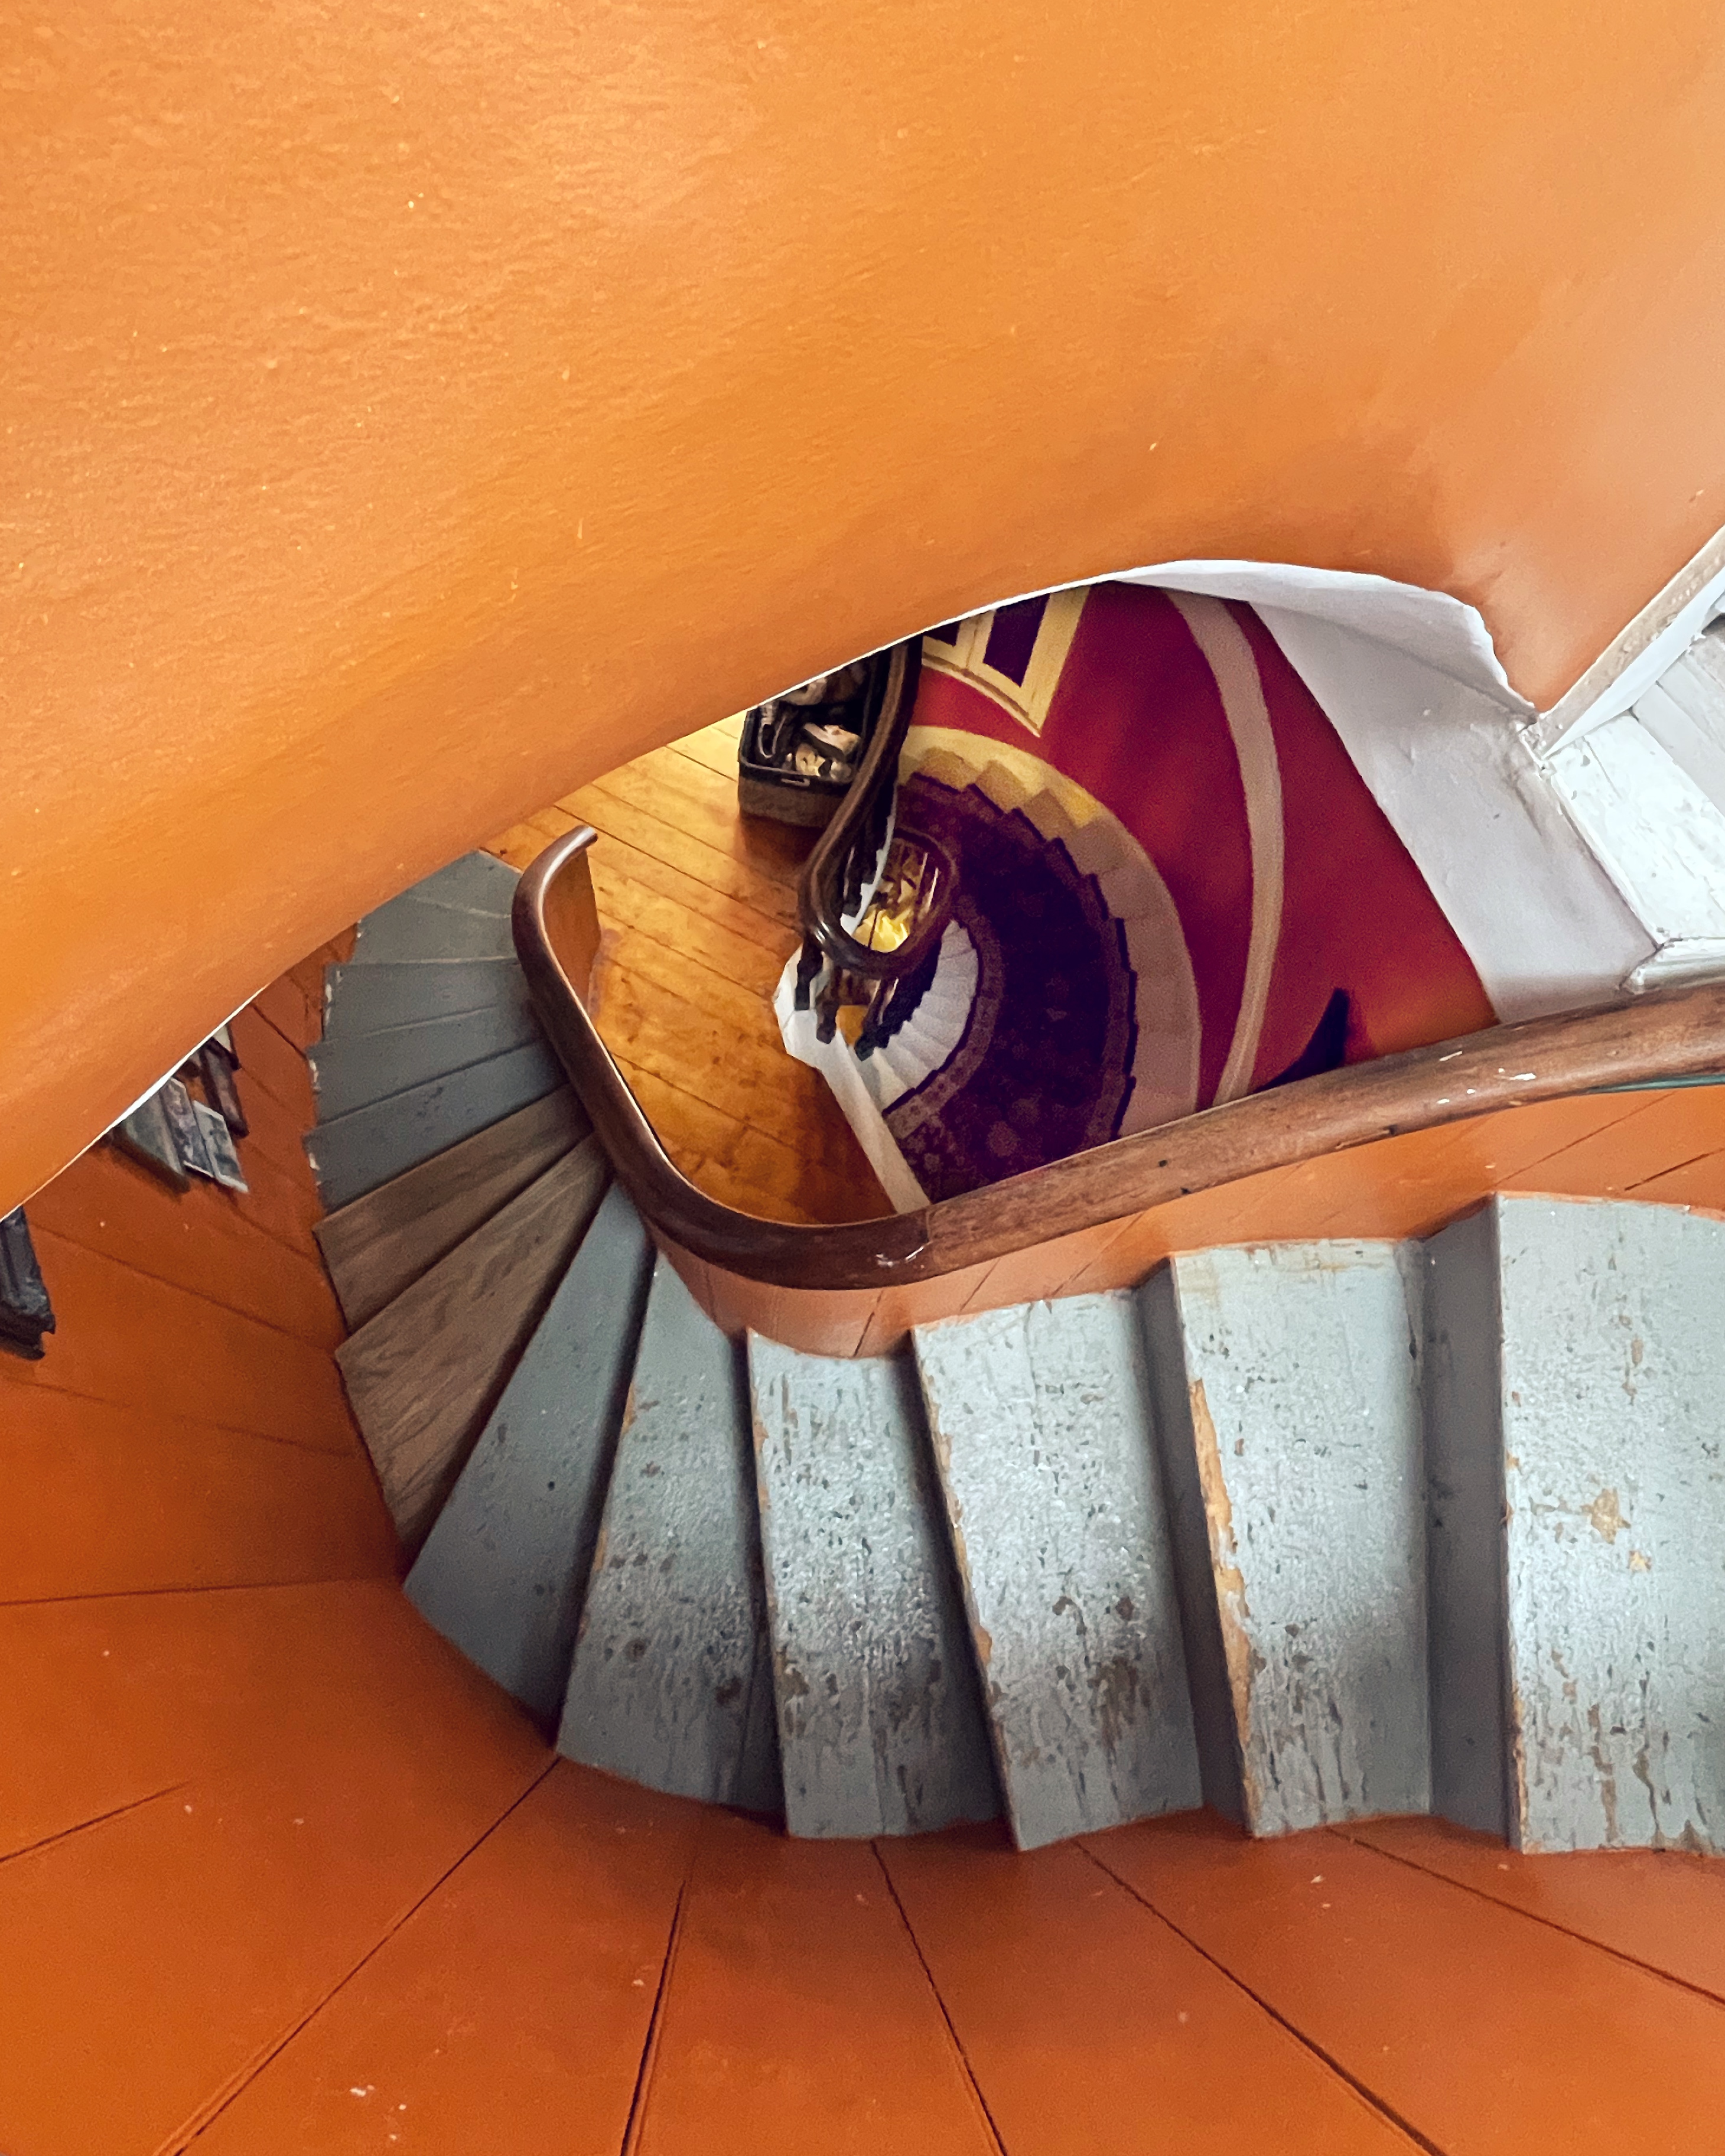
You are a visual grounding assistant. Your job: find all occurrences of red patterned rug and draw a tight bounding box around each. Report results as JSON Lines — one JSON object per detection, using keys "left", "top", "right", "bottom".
{"left": 785, "top": 581, "right": 1496, "bottom": 1206}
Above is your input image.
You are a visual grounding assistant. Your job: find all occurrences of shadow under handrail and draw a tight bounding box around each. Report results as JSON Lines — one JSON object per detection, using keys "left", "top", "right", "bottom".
{"left": 514, "top": 825, "right": 1725, "bottom": 1294}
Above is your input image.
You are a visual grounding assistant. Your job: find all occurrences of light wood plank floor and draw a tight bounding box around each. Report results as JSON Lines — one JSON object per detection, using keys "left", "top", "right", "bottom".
{"left": 489, "top": 716, "right": 891, "bottom": 1227}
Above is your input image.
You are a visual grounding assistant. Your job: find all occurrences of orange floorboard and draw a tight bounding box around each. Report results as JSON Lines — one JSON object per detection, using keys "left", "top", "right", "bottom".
{"left": 9, "top": 1555, "right": 1725, "bottom": 2155}
{"left": 879, "top": 1826, "right": 1410, "bottom": 2154}
{"left": 629, "top": 1810, "right": 1001, "bottom": 2156}
{"left": 0, "top": 1582, "right": 479, "bottom": 1865}
{"left": 0, "top": 1588, "right": 546, "bottom": 2156}
{"left": 4, "top": 1758, "right": 1714, "bottom": 2155}
{"left": 1085, "top": 1810, "right": 1725, "bottom": 2155}
{"left": 188, "top": 1764, "right": 699, "bottom": 2156}
{"left": 1343, "top": 1813, "right": 1725, "bottom": 2004}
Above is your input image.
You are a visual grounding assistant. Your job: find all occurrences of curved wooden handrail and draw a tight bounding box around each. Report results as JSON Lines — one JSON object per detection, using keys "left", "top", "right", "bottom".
{"left": 796, "top": 639, "right": 953, "bottom": 982}
{"left": 515, "top": 824, "right": 1725, "bottom": 1293}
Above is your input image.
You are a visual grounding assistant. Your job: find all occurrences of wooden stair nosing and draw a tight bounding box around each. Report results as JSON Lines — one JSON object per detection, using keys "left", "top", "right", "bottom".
{"left": 406, "top": 1183, "right": 656, "bottom": 1724}
{"left": 334, "top": 1136, "right": 613, "bottom": 1557}
{"left": 307, "top": 999, "right": 546, "bottom": 1123}
{"left": 303, "top": 1040, "right": 565, "bottom": 1211}
{"left": 314, "top": 1087, "right": 592, "bottom": 1331}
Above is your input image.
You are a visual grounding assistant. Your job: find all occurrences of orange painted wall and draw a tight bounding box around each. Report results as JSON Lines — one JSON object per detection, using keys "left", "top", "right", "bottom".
{"left": 0, "top": 947, "right": 556, "bottom": 2154}
{"left": 5, "top": 1, "right": 1725, "bottom": 1210}
{"left": 0, "top": 953, "right": 396, "bottom": 1598}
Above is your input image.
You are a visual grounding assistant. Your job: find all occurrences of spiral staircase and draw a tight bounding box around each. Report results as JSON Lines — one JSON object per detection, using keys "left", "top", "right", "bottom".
{"left": 304, "top": 850, "right": 1725, "bottom": 1859}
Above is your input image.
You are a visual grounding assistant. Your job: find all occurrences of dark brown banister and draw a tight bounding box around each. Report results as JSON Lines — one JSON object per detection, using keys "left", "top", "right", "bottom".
{"left": 795, "top": 639, "right": 953, "bottom": 983}
{"left": 514, "top": 824, "right": 1725, "bottom": 1293}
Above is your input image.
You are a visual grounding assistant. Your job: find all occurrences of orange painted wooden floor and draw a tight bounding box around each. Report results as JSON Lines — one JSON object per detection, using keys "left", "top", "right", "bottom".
{"left": 8, "top": 1571, "right": 1725, "bottom": 2156}
{"left": 489, "top": 714, "right": 892, "bottom": 1227}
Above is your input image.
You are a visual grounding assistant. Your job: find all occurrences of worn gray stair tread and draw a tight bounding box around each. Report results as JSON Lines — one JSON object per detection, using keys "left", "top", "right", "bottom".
{"left": 559, "top": 1256, "right": 780, "bottom": 1813}
{"left": 1425, "top": 1195, "right": 1725, "bottom": 1854}
{"left": 304, "top": 1039, "right": 565, "bottom": 1211}
{"left": 308, "top": 999, "right": 546, "bottom": 1122}
{"left": 375, "top": 851, "right": 521, "bottom": 919}
{"left": 912, "top": 1294, "right": 1200, "bottom": 1851}
{"left": 322, "top": 958, "right": 527, "bottom": 1044}
{"left": 314, "top": 1089, "right": 591, "bottom": 1331}
{"left": 349, "top": 895, "right": 518, "bottom": 965}
{"left": 408, "top": 1183, "right": 655, "bottom": 1723}
{"left": 335, "top": 1137, "right": 611, "bottom": 1558}
{"left": 1144, "top": 1243, "right": 1430, "bottom": 1838}
{"left": 750, "top": 1338, "right": 998, "bottom": 1839}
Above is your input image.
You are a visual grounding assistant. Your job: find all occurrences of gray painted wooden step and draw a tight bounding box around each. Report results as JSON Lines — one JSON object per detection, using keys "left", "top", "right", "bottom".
{"left": 321, "top": 958, "right": 525, "bottom": 1043}
{"left": 407, "top": 1184, "right": 655, "bottom": 1723}
{"left": 307, "top": 999, "right": 545, "bottom": 1122}
{"left": 314, "top": 1088, "right": 590, "bottom": 1330}
{"left": 1142, "top": 1242, "right": 1430, "bottom": 1837}
{"left": 559, "top": 1255, "right": 780, "bottom": 1813}
{"left": 1425, "top": 1195, "right": 1725, "bottom": 1853}
{"left": 373, "top": 851, "right": 521, "bottom": 918}
{"left": 336, "top": 1136, "right": 611, "bottom": 1556}
{"left": 304, "top": 1039, "right": 565, "bottom": 1210}
{"left": 749, "top": 1338, "right": 999, "bottom": 1838}
{"left": 912, "top": 1294, "right": 1200, "bottom": 1851}
{"left": 349, "top": 895, "right": 516, "bottom": 965}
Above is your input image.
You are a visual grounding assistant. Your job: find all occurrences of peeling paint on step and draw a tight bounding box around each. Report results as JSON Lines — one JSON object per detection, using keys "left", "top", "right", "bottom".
{"left": 1430, "top": 1196, "right": 1725, "bottom": 1854}
{"left": 1150, "top": 1241, "right": 1430, "bottom": 1836}
{"left": 558, "top": 1255, "right": 780, "bottom": 1814}
{"left": 913, "top": 1292, "right": 1199, "bottom": 1851}
{"left": 749, "top": 1338, "right": 998, "bottom": 1839}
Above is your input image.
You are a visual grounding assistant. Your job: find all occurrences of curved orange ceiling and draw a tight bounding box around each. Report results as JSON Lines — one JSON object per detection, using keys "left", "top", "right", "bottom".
{"left": 5, "top": 0, "right": 1725, "bottom": 1210}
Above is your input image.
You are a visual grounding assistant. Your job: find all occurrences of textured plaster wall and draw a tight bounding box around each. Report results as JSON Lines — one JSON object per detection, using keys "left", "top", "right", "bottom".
{"left": 5, "top": 0, "right": 1725, "bottom": 1208}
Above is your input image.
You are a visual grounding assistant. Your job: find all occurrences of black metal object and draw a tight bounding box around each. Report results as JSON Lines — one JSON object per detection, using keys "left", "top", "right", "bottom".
{"left": 200, "top": 1040, "right": 249, "bottom": 1137}
{"left": 0, "top": 1209, "right": 55, "bottom": 1360}
{"left": 736, "top": 653, "right": 888, "bottom": 830}
{"left": 855, "top": 932, "right": 946, "bottom": 1060}
{"left": 1265, "top": 989, "right": 1353, "bottom": 1089}
{"left": 792, "top": 641, "right": 956, "bottom": 1012}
